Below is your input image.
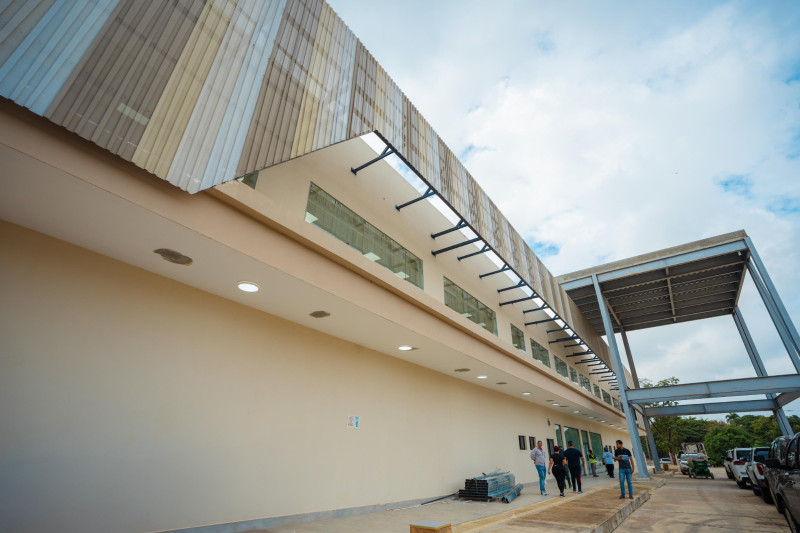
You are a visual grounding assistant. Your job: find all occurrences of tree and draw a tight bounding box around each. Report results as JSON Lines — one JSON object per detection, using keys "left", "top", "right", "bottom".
{"left": 705, "top": 425, "right": 752, "bottom": 465}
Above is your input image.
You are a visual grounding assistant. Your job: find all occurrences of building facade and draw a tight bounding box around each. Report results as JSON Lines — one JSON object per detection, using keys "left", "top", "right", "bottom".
{"left": 0, "top": 1, "right": 637, "bottom": 531}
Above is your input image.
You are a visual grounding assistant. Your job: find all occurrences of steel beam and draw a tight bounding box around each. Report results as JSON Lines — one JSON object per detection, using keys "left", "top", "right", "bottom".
{"left": 747, "top": 260, "right": 800, "bottom": 372}
{"left": 549, "top": 336, "right": 578, "bottom": 344}
{"left": 733, "top": 306, "right": 793, "bottom": 436}
{"left": 479, "top": 264, "right": 509, "bottom": 279}
{"left": 396, "top": 187, "right": 436, "bottom": 210}
{"left": 643, "top": 399, "right": 777, "bottom": 417}
{"left": 626, "top": 374, "right": 800, "bottom": 403}
{"left": 498, "top": 281, "right": 525, "bottom": 293}
{"left": 592, "top": 274, "right": 650, "bottom": 479}
{"left": 526, "top": 317, "right": 558, "bottom": 326}
{"left": 457, "top": 244, "right": 490, "bottom": 261}
{"left": 560, "top": 240, "right": 748, "bottom": 291}
{"left": 777, "top": 391, "right": 800, "bottom": 407}
{"left": 523, "top": 304, "right": 549, "bottom": 314}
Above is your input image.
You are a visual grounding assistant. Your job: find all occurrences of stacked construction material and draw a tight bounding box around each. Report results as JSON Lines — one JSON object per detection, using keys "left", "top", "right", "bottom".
{"left": 458, "top": 471, "right": 516, "bottom": 500}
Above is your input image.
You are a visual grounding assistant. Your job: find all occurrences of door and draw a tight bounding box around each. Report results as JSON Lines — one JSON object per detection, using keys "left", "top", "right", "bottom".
{"left": 590, "top": 432, "right": 604, "bottom": 457}
{"left": 547, "top": 438, "right": 555, "bottom": 456}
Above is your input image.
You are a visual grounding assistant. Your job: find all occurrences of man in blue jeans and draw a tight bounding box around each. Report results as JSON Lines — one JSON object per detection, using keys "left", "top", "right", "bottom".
{"left": 614, "top": 439, "right": 635, "bottom": 499}
{"left": 530, "top": 440, "right": 549, "bottom": 495}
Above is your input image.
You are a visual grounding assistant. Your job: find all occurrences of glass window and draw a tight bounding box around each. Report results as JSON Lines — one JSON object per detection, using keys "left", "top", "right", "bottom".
{"left": 570, "top": 367, "right": 579, "bottom": 384}
{"left": 555, "top": 424, "right": 563, "bottom": 449}
{"left": 612, "top": 397, "right": 621, "bottom": 410}
{"left": 590, "top": 432, "right": 603, "bottom": 456}
{"left": 602, "top": 390, "right": 612, "bottom": 405}
{"left": 306, "top": 183, "right": 423, "bottom": 288}
{"left": 593, "top": 384, "right": 601, "bottom": 398}
{"left": 443, "top": 277, "right": 497, "bottom": 335}
{"left": 554, "top": 356, "right": 569, "bottom": 378}
{"left": 531, "top": 338, "right": 550, "bottom": 367}
{"left": 511, "top": 324, "right": 525, "bottom": 352}
{"left": 580, "top": 374, "right": 591, "bottom": 392}
{"left": 564, "top": 427, "right": 580, "bottom": 449}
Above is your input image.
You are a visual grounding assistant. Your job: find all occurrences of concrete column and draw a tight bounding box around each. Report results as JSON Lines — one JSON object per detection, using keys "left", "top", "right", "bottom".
{"left": 734, "top": 306, "right": 794, "bottom": 436}
{"left": 619, "top": 328, "right": 662, "bottom": 472}
{"left": 592, "top": 274, "right": 650, "bottom": 479}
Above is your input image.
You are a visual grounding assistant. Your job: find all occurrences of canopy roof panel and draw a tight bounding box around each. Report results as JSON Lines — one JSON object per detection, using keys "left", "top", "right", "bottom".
{"left": 556, "top": 231, "right": 749, "bottom": 335}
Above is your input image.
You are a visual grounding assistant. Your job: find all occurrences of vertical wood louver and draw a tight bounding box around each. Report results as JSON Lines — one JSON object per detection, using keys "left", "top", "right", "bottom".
{"left": 0, "top": 0, "right": 611, "bottom": 364}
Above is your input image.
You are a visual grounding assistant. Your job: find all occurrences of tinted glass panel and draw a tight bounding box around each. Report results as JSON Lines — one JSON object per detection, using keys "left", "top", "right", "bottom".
{"left": 511, "top": 324, "right": 525, "bottom": 352}
{"left": 531, "top": 339, "right": 550, "bottom": 367}
{"left": 554, "top": 356, "right": 569, "bottom": 378}
{"left": 443, "top": 277, "right": 497, "bottom": 335}
{"left": 602, "top": 390, "right": 612, "bottom": 404}
{"left": 580, "top": 374, "right": 591, "bottom": 392}
{"left": 306, "top": 183, "right": 423, "bottom": 288}
{"left": 736, "top": 449, "right": 751, "bottom": 460}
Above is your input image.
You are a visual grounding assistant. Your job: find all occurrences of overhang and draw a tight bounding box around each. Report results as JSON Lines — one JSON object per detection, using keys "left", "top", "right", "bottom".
{"left": 556, "top": 231, "right": 749, "bottom": 335}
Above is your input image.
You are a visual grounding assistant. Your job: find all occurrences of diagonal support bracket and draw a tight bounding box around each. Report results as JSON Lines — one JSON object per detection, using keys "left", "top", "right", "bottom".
{"left": 396, "top": 187, "right": 436, "bottom": 211}
{"left": 549, "top": 336, "right": 578, "bottom": 344}
{"left": 525, "top": 317, "right": 558, "bottom": 326}
{"left": 523, "top": 304, "right": 549, "bottom": 314}
{"left": 458, "top": 244, "right": 490, "bottom": 261}
{"left": 480, "top": 264, "right": 509, "bottom": 279}
{"left": 351, "top": 146, "right": 395, "bottom": 174}
{"left": 498, "top": 280, "right": 525, "bottom": 293}
{"left": 432, "top": 237, "right": 481, "bottom": 257}
{"left": 431, "top": 220, "right": 467, "bottom": 239}
{"left": 500, "top": 295, "right": 537, "bottom": 307}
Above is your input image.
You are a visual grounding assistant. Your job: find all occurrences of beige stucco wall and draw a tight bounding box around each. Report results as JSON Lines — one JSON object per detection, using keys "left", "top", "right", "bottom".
{"left": 0, "top": 220, "right": 630, "bottom": 533}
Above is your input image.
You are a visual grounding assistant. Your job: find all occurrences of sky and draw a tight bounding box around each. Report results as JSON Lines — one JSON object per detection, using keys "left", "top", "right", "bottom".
{"left": 328, "top": 1, "right": 800, "bottom": 416}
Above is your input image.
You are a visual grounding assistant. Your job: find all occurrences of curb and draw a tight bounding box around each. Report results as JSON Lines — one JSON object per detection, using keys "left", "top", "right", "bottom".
{"left": 590, "top": 490, "right": 650, "bottom": 533}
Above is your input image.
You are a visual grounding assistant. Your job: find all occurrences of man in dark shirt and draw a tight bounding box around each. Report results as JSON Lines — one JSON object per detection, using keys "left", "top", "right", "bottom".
{"left": 614, "top": 439, "right": 635, "bottom": 499}
{"left": 563, "top": 441, "right": 586, "bottom": 493}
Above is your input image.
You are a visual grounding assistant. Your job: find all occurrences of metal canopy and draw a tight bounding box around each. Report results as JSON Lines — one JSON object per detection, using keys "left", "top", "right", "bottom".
{"left": 556, "top": 232, "right": 749, "bottom": 335}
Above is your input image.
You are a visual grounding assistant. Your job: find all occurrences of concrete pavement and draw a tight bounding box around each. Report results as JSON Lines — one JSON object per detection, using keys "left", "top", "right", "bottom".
{"left": 616, "top": 467, "right": 789, "bottom": 533}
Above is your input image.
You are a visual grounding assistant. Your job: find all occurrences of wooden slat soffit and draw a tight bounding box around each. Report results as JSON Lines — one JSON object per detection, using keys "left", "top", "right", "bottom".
{"left": 0, "top": 0, "right": 611, "bottom": 363}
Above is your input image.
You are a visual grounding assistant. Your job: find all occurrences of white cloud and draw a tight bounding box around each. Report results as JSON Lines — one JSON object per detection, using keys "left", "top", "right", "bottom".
{"left": 331, "top": 1, "right": 800, "bottom": 402}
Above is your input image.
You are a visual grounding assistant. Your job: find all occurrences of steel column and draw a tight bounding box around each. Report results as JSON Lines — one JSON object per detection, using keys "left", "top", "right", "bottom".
{"left": 745, "top": 237, "right": 800, "bottom": 358}
{"left": 747, "top": 261, "right": 800, "bottom": 372}
{"left": 733, "top": 306, "right": 794, "bottom": 436}
{"left": 592, "top": 274, "right": 650, "bottom": 479}
{"left": 618, "top": 328, "right": 660, "bottom": 472}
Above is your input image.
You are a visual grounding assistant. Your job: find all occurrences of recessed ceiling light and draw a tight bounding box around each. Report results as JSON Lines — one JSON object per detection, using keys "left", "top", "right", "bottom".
{"left": 454, "top": 368, "right": 470, "bottom": 372}
{"left": 588, "top": 416, "right": 595, "bottom": 419}
{"left": 552, "top": 403, "right": 559, "bottom": 406}
{"left": 309, "top": 310, "right": 330, "bottom": 318}
{"left": 237, "top": 281, "right": 259, "bottom": 292}
{"left": 154, "top": 248, "right": 193, "bottom": 265}
{"left": 573, "top": 410, "right": 580, "bottom": 414}
{"left": 398, "top": 345, "right": 415, "bottom": 351}
{"left": 496, "top": 382, "right": 507, "bottom": 385}
{"left": 522, "top": 392, "right": 531, "bottom": 396}
{"left": 477, "top": 375, "right": 488, "bottom": 379}
{"left": 599, "top": 420, "right": 606, "bottom": 423}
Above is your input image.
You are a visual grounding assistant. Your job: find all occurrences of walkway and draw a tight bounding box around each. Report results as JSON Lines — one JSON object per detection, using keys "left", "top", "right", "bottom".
{"left": 616, "top": 467, "right": 788, "bottom": 532}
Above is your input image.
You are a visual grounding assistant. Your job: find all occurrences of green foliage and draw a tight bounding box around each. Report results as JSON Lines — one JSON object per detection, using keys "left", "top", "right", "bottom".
{"left": 705, "top": 425, "right": 752, "bottom": 465}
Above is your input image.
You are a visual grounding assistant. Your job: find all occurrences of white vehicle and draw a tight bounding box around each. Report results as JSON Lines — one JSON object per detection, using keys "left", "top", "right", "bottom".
{"left": 729, "top": 447, "right": 753, "bottom": 489}
{"left": 745, "top": 446, "right": 771, "bottom": 503}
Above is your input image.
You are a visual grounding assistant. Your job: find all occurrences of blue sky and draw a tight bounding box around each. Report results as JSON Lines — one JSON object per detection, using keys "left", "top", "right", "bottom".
{"left": 330, "top": 1, "right": 800, "bottom": 415}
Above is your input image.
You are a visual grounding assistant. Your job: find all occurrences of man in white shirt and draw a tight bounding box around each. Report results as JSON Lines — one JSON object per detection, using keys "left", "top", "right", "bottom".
{"left": 530, "top": 440, "right": 549, "bottom": 495}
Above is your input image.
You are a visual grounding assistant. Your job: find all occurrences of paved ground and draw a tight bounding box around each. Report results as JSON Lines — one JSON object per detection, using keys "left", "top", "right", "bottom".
{"left": 616, "top": 467, "right": 789, "bottom": 533}
{"left": 256, "top": 471, "right": 620, "bottom": 533}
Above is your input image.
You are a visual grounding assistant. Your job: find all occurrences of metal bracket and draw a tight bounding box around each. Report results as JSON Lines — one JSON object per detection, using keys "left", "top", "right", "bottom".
{"left": 396, "top": 187, "right": 436, "bottom": 211}
{"left": 458, "top": 244, "right": 490, "bottom": 261}
{"left": 431, "top": 237, "right": 481, "bottom": 257}
{"left": 546, "top": 325, "right": 569, "bottom": 333}
{"left": 431, "top": 220, "right": 467, "bottom": 239}
{"left": 549, "top": 336, "right": 578, "bottom": 344}
{"left": 351, "top": 146, "right": 395, "bottom": 174}
{"left": 523, "top": 304, "right": 549, "bottom": 314}
{"left": 499, "top": 295, "right": 537, "bottom": 307}
{"left": 525, "top": 317, "right": 558, "bottom": 326}
{"left": 498, "top": 281, "right": 525, "bottom": 293}
{"left": 479, "top": 264, "right": 509, "bottom": 279}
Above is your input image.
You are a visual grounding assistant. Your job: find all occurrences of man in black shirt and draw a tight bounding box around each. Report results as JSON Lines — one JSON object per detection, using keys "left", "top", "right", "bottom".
{"left": 563, "top": 441, "right": 586, "bottom": 493}
{"left": 614, "top": 439, "right": 635, "bottom": 499}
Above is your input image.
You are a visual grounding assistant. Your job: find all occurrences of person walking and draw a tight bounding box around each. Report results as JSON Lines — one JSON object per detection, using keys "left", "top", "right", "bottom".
{"left": 530, "top": 440, "right": 549, "bottom": 495}
{"left": 614, "top": 439, "right": 635, "bottom": 499}
{"left": 588, "top": 449, "right": 599, "bottom": 477}
{"left": 602, "top": 446, "right": 615, "bottom": 478}
{"left": 563, "top": 441, "right": 586, "bottom": 494}
{"left": 548, "top": 445, "right": 568, "bottom": 497}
